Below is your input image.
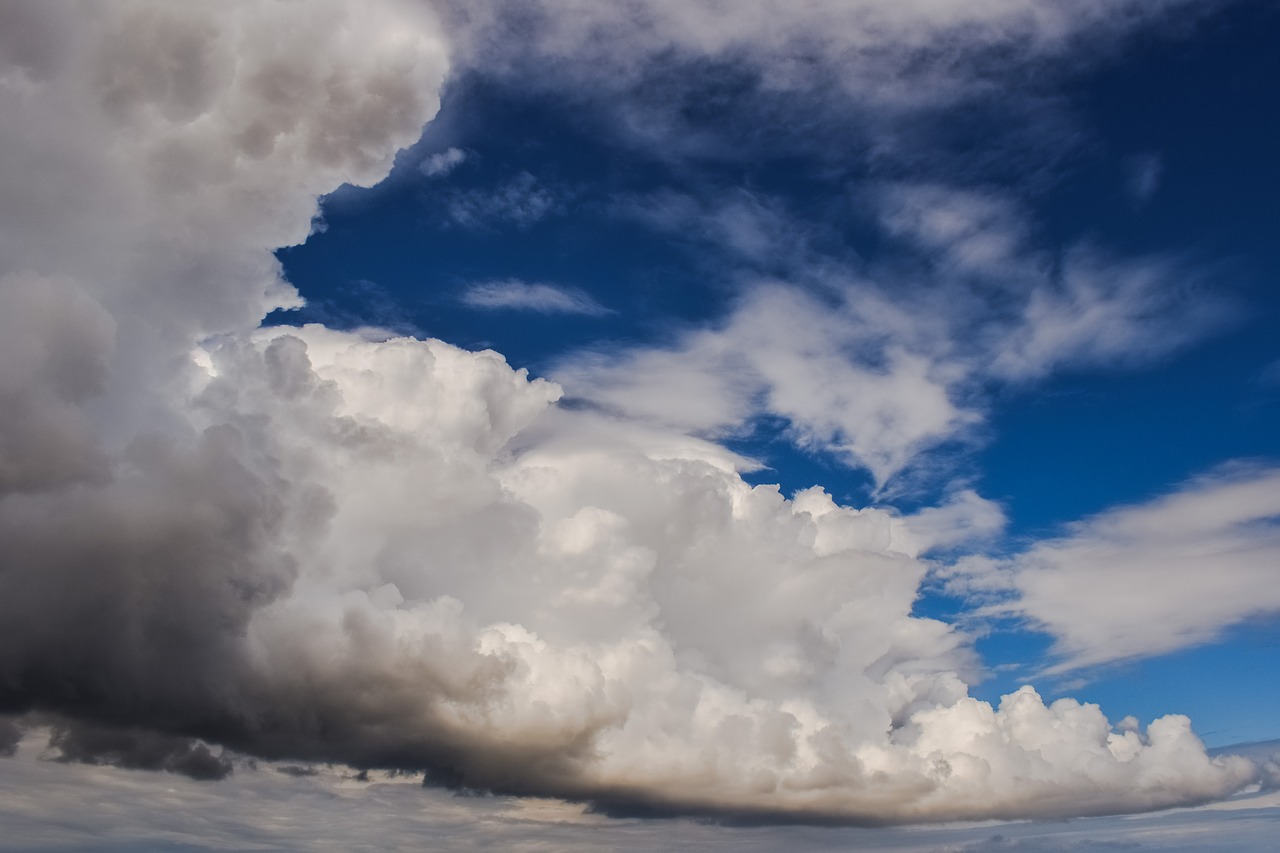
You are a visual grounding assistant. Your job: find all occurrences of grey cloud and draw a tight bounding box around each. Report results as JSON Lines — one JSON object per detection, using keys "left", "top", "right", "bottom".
{"left": 48, "top": 720, "right": 233, "bottom": 781}
{"left": 0, "top": 718, "right": 20, "bottom": 757}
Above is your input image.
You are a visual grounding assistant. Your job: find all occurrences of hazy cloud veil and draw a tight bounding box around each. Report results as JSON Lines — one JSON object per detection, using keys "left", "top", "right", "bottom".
{"left": 0, "top": 0, "right": 1261, "bottom": 826}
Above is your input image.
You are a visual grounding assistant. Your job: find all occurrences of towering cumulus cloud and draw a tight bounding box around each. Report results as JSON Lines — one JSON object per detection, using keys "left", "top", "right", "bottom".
{"left": 0, "top": 0, "right": 1257, "bottom": 824}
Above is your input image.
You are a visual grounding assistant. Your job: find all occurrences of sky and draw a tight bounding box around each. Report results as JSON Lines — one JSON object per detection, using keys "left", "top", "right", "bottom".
{"left": 1, "top": 0, "right": 1279, "bottom": 849}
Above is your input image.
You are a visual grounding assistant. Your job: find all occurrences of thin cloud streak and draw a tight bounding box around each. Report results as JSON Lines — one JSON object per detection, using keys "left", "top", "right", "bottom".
{"left": 461, "top": 279, "right": 614, "bottom": 316}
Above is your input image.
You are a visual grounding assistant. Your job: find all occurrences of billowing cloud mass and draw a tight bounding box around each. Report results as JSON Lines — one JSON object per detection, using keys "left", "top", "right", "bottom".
{"left": 0, "top": 0, "right": 1261, "bottom": 828}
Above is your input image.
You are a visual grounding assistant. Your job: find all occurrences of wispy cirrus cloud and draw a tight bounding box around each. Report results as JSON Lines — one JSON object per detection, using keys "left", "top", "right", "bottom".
{"left": 946, "top": 463, "right": 1280, "bottom": 673}
{"left": 461, "top": 279, "right": 614, "bottom": 316}
{"left": 442, "top": 171, "right": 568, "bottom": 229}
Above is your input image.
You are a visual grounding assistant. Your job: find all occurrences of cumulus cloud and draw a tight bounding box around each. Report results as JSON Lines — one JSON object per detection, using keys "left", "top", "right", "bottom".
{"left": 0, "top": 0, "right": 1260, "bottom": 830}
{"left": 461, "top": 279, "right": 613, "bottom": 316}
{"left": 948, "top": 464, "right": 1280, "bottom": 672}
{"left": 5, "top": 319, "right": 1246, "bottom": 822}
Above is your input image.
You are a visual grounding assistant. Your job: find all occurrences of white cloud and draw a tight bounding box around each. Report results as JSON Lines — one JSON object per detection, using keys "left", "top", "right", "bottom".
{"left": 557, "top": 284, "right": 974, "bottom": 487}
{"left": 2, "top": 318, "right": 1247, "bottom": 822}
{"left": 461, "top": 279, "right": 613, "bottom": 316}
{"left": 950, "top": 464, "right": 1280, "bottom": 672}
{"left": 421, "top": 145, "right": 468, "bottom": 177}
{"left": 558, "top": 181, "right": 1229, "bottom": 489}
{"left": 876, "top": 183, "right": 1033, "bottom": 277}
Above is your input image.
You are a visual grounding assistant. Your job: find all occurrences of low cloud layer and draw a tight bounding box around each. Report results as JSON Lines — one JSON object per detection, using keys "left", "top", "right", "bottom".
{"left": 0, "top": 0, "right": 1261, "bottom": 828}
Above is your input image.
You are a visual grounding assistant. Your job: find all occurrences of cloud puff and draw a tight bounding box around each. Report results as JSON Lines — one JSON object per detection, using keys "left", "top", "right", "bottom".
{"left": 950, "top": 464, "right": 1280, "bottom": 672}
{"left": 421, "top": 145, "right": 468, "bottom": 177}
{"left": 461, "top": 279, "right": 614, "bottom": 316}
{"left": 0, "top": 0, "right": 1259, "bottom": 828}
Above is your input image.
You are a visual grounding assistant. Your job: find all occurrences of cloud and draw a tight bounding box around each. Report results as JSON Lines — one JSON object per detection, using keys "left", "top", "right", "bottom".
{"left": 0, "top": 0, "right": 1261, "bottom": 829}
{"left": 557, "top": 283, "right": 975, "bottom": 487}
{"left": 949, "top": 464, "right": 1280, "bottom": 672}
{"left": 0, "top": 719, "right": 20, "bottom": 757}
{"left": 0, "top": 726, "right": 1275, "bottom": 851}
{"left": 461, "top": 279, "right": 613, "bottom": 316}
{"left": 615, "top": 189, "right": 824, "bottom": 271}
{"left": 440, "top": 0, "right": 1211, "bottom": 112}
{"left": 556, "top": 179, "right": 1231, "bottom": 489}
{"left": 421, "top": 145, "right": 468, "bottom": 177}
{"left": 442, "top": 171, "right": 567, "bottom": 229}
{"left": 433, "top": 0, "right": 1218, "bottom": 175}
{"left": 47, "top": 720, "right": 233, "bottom": 781}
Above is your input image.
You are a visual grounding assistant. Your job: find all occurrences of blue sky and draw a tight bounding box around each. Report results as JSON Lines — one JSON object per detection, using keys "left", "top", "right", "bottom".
{"left": 2, "top": 0, "right": 1280, "bottom": 848}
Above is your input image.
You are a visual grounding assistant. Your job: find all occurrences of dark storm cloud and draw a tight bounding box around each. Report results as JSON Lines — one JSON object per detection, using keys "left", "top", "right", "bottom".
{"left": 48, "top": 720, "right": 234, "bottom": 782}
